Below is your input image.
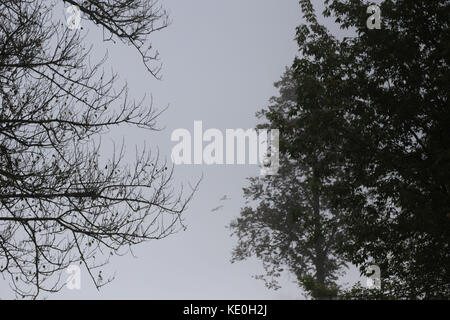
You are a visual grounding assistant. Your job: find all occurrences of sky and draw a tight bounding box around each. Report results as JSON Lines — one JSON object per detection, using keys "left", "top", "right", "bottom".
{"left": 0, "top": 0, "right": 362, "bottom": 299}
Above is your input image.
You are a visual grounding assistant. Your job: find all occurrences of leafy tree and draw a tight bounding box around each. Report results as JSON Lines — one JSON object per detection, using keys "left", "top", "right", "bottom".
{"left": 0, "top": 0, "right": 196, "bottom": 298}
{"left": 230, "top": 69, "right": 346, "bottom": 300}
{"left": 263, "top": 0, "right": 449, "bottom": 299}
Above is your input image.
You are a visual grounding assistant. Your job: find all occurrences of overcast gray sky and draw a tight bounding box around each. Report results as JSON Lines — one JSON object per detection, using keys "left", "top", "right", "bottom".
{"left": 0, "top": 0, "right": 362, "bottom": 299}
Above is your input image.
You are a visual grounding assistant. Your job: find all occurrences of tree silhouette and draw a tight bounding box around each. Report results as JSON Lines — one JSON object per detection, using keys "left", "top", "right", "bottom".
{"left": 0, "top": 0, "right": 197, "bottom": 298}
{"left": 262, "top": 0, "right": 449, "bottom": 299}
{"left": 230, "top": 69, "right": 345, "bottom": 300}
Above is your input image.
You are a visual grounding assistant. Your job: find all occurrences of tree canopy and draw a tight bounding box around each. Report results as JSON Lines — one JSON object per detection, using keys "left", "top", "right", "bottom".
{"left": 233, "top": 0, "right": 449, "bottom": 299}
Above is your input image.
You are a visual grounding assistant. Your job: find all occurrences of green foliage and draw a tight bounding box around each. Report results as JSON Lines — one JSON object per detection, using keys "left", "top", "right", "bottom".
{"left": 230, "top": 68, "right": 346, "bottom": 299}
{"left": 338, "top": 283, "right": 395, "bottom": 300}
{"left": 260, "top": 0, "right": 449, "bottom": 299}
{"left": 299, "top": 274, "right": 340, "bottom": 300}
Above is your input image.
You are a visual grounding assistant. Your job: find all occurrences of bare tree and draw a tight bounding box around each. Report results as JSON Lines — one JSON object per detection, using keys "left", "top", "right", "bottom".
{"left": 0, "top": 0, "right": 197, "bottom": 298}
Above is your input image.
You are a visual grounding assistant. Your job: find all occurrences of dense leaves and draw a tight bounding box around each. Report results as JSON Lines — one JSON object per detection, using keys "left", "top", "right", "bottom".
{"left": 233, "top": 0, "right": 449, "bottom": 299}
{"left": 230, "top": 70, "right": 346, "bottom": 300}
